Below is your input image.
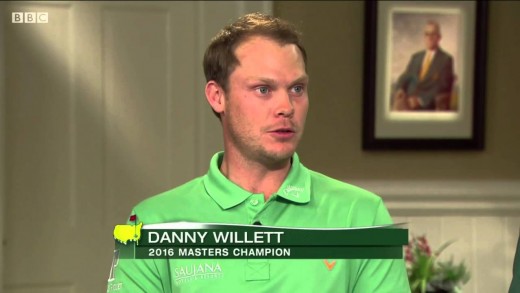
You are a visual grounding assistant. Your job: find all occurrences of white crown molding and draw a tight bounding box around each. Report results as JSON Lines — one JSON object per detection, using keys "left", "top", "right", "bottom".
{"left": 347, "top": 180, "right": 520, "bottom": 216}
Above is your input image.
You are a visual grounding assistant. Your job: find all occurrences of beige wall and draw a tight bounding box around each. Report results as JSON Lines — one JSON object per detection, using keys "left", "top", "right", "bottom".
{"left": 0, "top": 2, "right": 5, "bottom": 289}
{"left": 275, "top": 1, "right": 520, "bottom": 181}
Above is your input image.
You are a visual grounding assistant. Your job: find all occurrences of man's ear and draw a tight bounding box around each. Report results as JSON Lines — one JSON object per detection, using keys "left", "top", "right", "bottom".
{"left": 205, "top": 81, "right": 226, "bottom": 115}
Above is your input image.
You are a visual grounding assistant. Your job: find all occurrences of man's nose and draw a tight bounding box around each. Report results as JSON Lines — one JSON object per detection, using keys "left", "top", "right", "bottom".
{"left": 275, "top": 93, "right": 294, "bottom": 117}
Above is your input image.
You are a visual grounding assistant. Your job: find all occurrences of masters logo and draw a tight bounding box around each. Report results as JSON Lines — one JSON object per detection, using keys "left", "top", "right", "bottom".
{"left": 174, "top": 262, "right": 224, "bottom": 285}
{"left": 113, "top": 222, "right": 142, "bottom": 244}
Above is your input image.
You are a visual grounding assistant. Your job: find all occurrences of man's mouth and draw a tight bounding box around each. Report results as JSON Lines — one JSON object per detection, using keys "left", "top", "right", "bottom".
{"left": 268, "top": 128, "right": 296, "bottom": 139}
{"left": 272, "top": 128, "right": 295, "bottom": 133}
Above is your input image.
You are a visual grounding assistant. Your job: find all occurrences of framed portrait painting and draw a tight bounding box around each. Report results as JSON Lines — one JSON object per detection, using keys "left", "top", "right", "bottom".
{"left": 362, "top": 1, "right": 487, "bottom": 150}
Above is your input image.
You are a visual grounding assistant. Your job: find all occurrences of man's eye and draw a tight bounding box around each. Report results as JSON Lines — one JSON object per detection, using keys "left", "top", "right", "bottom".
{"left": 256, "top": 86, "right": 270, "bottom": 94}
{"left": 292, "top": 85, "right": 304, "bottom": 94}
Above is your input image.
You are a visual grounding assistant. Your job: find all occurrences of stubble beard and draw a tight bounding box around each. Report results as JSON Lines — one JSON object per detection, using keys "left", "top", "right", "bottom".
{"left": 226, "top": 118, "right": 299, "bottom": 169}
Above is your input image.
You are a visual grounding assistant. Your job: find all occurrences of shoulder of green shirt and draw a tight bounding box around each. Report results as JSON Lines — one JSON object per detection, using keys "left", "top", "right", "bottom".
{"left": 127, "top": 166, "right": 390, "bottom": 226}
{"left": 129, "top": 175, "right": 206, "bottom": 224}
{"left": 308, "top": 169, "right": 381, "bottom": 202}
{"left": 307, "top": 169, "right": 392, "bottom": 226}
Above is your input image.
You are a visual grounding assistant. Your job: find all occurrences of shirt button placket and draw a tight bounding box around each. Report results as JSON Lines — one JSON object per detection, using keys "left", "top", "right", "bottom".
{"left": 245, "top": 194, "right": 270, "bottom": 281}
{"left": 247, "top": 194, "right": 263, "bottom": 224}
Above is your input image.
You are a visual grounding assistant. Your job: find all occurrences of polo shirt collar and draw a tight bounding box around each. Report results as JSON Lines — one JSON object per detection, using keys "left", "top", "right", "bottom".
{"left": 276, "top": 153, "right": 311, "bottom": 204}
{"left": 203, "top": 152, "right": 311, "bottom": 210}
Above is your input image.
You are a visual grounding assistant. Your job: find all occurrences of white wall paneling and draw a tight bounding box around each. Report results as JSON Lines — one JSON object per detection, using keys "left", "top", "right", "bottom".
{"left": 4, "top": 2, "right": 272, "bottom": 293}
{"left": 354, "top": 180, "right": 520, "bottom": 293}
{"left": 5, "top": 2, "right": 75, "bottom": 293}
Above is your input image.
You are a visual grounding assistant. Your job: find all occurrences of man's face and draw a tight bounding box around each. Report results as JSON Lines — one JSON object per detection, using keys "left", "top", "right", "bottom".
{"left": 220, "top": 36, "right": 309, "bottom": 166}
{"left": 423, "top": 24, "right": 441, "bottom": 50}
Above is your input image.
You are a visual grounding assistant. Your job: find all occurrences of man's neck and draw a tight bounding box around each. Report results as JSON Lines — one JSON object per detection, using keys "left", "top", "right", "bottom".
{"left": 219, "top": 150, "right": 292, "bottom": 202}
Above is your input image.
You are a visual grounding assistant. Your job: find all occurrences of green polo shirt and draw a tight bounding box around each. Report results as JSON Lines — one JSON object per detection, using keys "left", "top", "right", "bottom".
{"left": 107, "top": 152, "right": 410, "bottom": 293}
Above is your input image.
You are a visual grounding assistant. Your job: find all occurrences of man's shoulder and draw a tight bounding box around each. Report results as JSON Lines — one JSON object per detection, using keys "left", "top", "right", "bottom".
{"left": 411, "top": 50, "right": 426, "bottom": 59}
{"left": 306, "top": 169, "right": 392, "bottom": 226}
{"left": 131, "top": 176, "right": 206, "bottom": 222}
{"left": 411, "top": 49, "right": 452, "bottom": 61}
{"left": 308, "top": 169, "right": 382, "bottom": 204}
{"left": 436, "top": 48, "right": 453, "bottom": 60}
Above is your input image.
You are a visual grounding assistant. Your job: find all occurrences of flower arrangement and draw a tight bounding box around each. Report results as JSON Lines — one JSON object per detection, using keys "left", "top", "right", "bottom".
{"left": 406, "top": 235, "right": 471, "bottom": 293}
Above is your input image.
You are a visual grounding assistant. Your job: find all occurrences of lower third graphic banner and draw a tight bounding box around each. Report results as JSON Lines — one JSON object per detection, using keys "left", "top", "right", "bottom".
{"left": 113, "top": 222, "right": 408, "bottom": 259}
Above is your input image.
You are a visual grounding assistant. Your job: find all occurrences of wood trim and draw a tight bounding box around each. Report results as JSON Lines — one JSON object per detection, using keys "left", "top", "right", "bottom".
{"left": 349, "top": 180, "right": 520, "bottom": 216}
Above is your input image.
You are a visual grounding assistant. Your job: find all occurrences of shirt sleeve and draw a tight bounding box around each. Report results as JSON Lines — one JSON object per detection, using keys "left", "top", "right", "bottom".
{"left": 352, "top": 198, "right": 411, "bottom": 293}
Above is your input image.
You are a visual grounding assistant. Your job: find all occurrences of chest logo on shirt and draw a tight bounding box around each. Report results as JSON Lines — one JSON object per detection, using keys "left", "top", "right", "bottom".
{"left": 323, "top": 259, "right": 337, "bottom": 271}
{"left": 174, "top": 262, "right": 224, "bottom": 285}
{"left": 284, "top": 185, "right": 304, "bottom": 198}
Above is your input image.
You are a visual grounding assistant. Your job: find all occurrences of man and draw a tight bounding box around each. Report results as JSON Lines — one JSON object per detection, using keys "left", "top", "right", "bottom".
{"left": 393, "top": 20, "right": 455, "bottom": 111}
{"left": 107, "top": 13, "right": 410, "bottom": 292}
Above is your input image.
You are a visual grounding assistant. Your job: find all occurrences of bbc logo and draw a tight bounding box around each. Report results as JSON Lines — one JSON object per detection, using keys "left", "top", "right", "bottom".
{"left": 12, "top": 12, "right": 49, "bottom": 24}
